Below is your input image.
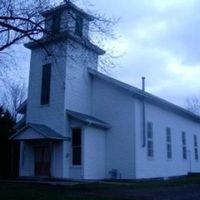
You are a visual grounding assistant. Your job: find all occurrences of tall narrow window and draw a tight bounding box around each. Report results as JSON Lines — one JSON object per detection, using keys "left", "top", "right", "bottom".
{"left": 194, "top": 135, "right": 199, "bottom": 160}
{"left": 166, "top": 128, "right": 172, "bottom": 159}
{"left": 182, "top": 132, "right": 187, "bottom": 160}
{"left": 41, "top": 64, "right": 51, "bottom": 105}
{"left": 147, "top": 122, "right": 154, "bottom": 158}
{"left": 75, "top": 15, "right": 83, "bottom": 37}
{"left": 72, "top": 128, "right": 82, "bottom": 166}
{"left": 52, "top": 14, "right": 61, "bottom": 33}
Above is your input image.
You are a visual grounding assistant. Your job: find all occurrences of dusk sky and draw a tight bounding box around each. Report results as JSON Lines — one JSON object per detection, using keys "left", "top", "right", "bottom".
{"left": 11, "top": 0, "right": 200, "bottom": 107}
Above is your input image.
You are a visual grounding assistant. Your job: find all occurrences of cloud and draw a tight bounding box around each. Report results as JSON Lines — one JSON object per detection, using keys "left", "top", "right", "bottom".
{"left": 88, "top": 0, "right": 200, "bottom": 106}
{"left": 4, "top": 0, "right": 200, "bottom": 108}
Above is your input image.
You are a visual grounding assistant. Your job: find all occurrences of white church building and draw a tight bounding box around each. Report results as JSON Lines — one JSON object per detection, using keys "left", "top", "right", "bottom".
{"left": 11, "top": 1, "right": 200, "bottom": 180}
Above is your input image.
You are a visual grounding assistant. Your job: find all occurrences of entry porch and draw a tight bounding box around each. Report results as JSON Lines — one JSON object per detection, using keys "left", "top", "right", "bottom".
{"left": 10, "top": 110, "right": 111, "bottom": 180}
{"left": 10, "top": 123, "right": 69, "bottom": 178}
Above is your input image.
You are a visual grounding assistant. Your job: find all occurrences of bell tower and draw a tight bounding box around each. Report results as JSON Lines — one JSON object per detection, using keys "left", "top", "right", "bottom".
{"left": 42, "top": 0, "right": 93, "bottom": 39}
{"left": 24, "top": 0, "right": 105, "bottom": 178}
{"left": 25, "top": 0, "right": 105, "bottom": 136}
{"left": 18, "top": 1, "right": 106, "bottom": 179}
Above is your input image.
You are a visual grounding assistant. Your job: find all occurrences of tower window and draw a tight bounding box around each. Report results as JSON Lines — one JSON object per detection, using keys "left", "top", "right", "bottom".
{"left": 41, "top": 64, "right": 51, "bottom": 105}
{"left": 51, "top": 13, "right": 61, "bottom": 33}
{"left": 75, "top": 15, "right": 83, "bottom": 37}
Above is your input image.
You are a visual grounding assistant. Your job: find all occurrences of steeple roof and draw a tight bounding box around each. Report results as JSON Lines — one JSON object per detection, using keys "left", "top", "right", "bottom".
{"left": 41, "top": 1, "right": 94, "bottom": 21}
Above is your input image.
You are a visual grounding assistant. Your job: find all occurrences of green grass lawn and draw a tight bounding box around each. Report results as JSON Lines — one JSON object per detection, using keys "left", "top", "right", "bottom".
{"left": 0, "top": 182, "right": 114, "bottom": 200}
{"left": 1, "top": 175, "right": 200, "bottom": 200}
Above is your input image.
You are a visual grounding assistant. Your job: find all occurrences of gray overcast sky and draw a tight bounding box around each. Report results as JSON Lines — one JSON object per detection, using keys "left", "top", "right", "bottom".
{"left": 12, "top": 0, "right": 200, "bottom": 107}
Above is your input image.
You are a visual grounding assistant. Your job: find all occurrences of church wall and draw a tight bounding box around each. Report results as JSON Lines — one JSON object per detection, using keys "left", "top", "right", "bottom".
{"left": 92, "top": 78, "right": 136, "bottom": 179}
{"left": 135, "top": 100, "right": 200, "bottom": 179}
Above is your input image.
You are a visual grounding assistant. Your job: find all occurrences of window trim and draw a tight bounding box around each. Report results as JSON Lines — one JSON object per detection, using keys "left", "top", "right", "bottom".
{"left": 194, "top": 134, "right": 199, "bottom": 161}
{"left": 71, "top": 127, "right": 82, "bottom": 166}
{"left": 182, "top": 131, "right": 187, "bottom": 160}
{"left": 166, "top": 127, "right": 172, "bottom": 160}
{"left": 147, "top": 122, "right": 154, "bottom": 159}
{"left": 75, "top": 15, "right": 83, "bottom": 37}
{"left": 51, "top": 13, "right": 61, "bottom": 34}
{"left": 40, "top": 63, "right": 51, "bottom": 105}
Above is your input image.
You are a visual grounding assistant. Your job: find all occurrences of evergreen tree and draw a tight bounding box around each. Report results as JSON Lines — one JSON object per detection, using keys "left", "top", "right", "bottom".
{"left": 0, "top": 105, "right": 16, "bottom": 177}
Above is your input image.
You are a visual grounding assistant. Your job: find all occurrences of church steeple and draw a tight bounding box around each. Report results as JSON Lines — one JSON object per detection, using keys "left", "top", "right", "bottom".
{"left": 25, "top": 1, "right": 105, "bottom": 55}
{"left": 41, "top": 0, "right": 94, "bottom": 39}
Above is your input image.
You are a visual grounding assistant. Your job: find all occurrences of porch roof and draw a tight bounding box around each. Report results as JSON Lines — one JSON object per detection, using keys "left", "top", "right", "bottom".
{"left": 10, "top": 123, "right": 69, "bottom": 141}
{"left": 66, "top": 109, "right": 111, "bottom": 129}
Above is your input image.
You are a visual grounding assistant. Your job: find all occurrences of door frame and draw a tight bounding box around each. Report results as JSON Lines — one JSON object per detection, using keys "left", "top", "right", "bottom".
{"left": 34, "top": 143, "right": 51, "bottom": 177}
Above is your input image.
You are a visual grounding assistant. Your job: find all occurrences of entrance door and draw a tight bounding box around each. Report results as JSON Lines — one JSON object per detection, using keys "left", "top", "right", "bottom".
{"left": 35, "top": 146, "right": 51, "bottom": 177}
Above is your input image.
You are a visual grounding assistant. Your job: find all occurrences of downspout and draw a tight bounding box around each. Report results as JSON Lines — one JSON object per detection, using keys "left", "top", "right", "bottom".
{"left": 142, "top": 77, "right": 146, "bottom": 148}
{"left": 133, "top": 98, "right": 136, "bottom": 179}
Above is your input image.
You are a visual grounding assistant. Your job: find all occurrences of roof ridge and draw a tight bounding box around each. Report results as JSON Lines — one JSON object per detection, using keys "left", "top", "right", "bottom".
{"left": 88, "top": 68, "right": 200, "bottom": 123}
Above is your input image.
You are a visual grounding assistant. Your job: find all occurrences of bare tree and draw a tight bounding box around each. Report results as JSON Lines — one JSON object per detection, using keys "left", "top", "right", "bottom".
{"left": 0, "top": 0, "right": 118, "bottom": 107}
{"left": 2, "top": 80, "right": 27, "bottom": 121}
{"left": 0, "top": 0, "right": 118, "bottom": 69}
{"left": 185, "top": 97, "right": 200, "bottom": 116}
{"left": 0, "top": 0, "right": 51, "bottom": 51}
{"left": 0, "top": 0, "right": 51, "bottom": 78}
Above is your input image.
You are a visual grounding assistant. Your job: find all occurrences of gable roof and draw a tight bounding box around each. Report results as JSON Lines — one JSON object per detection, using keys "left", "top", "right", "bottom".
{"left": 10, "top": 123, "right": 69, "bottom": 140}
{"left": 88, "top": 68, "right": 200, "bottom": 123}
{"left": 67, "top": 109, "right": 111, "bottom": 129}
